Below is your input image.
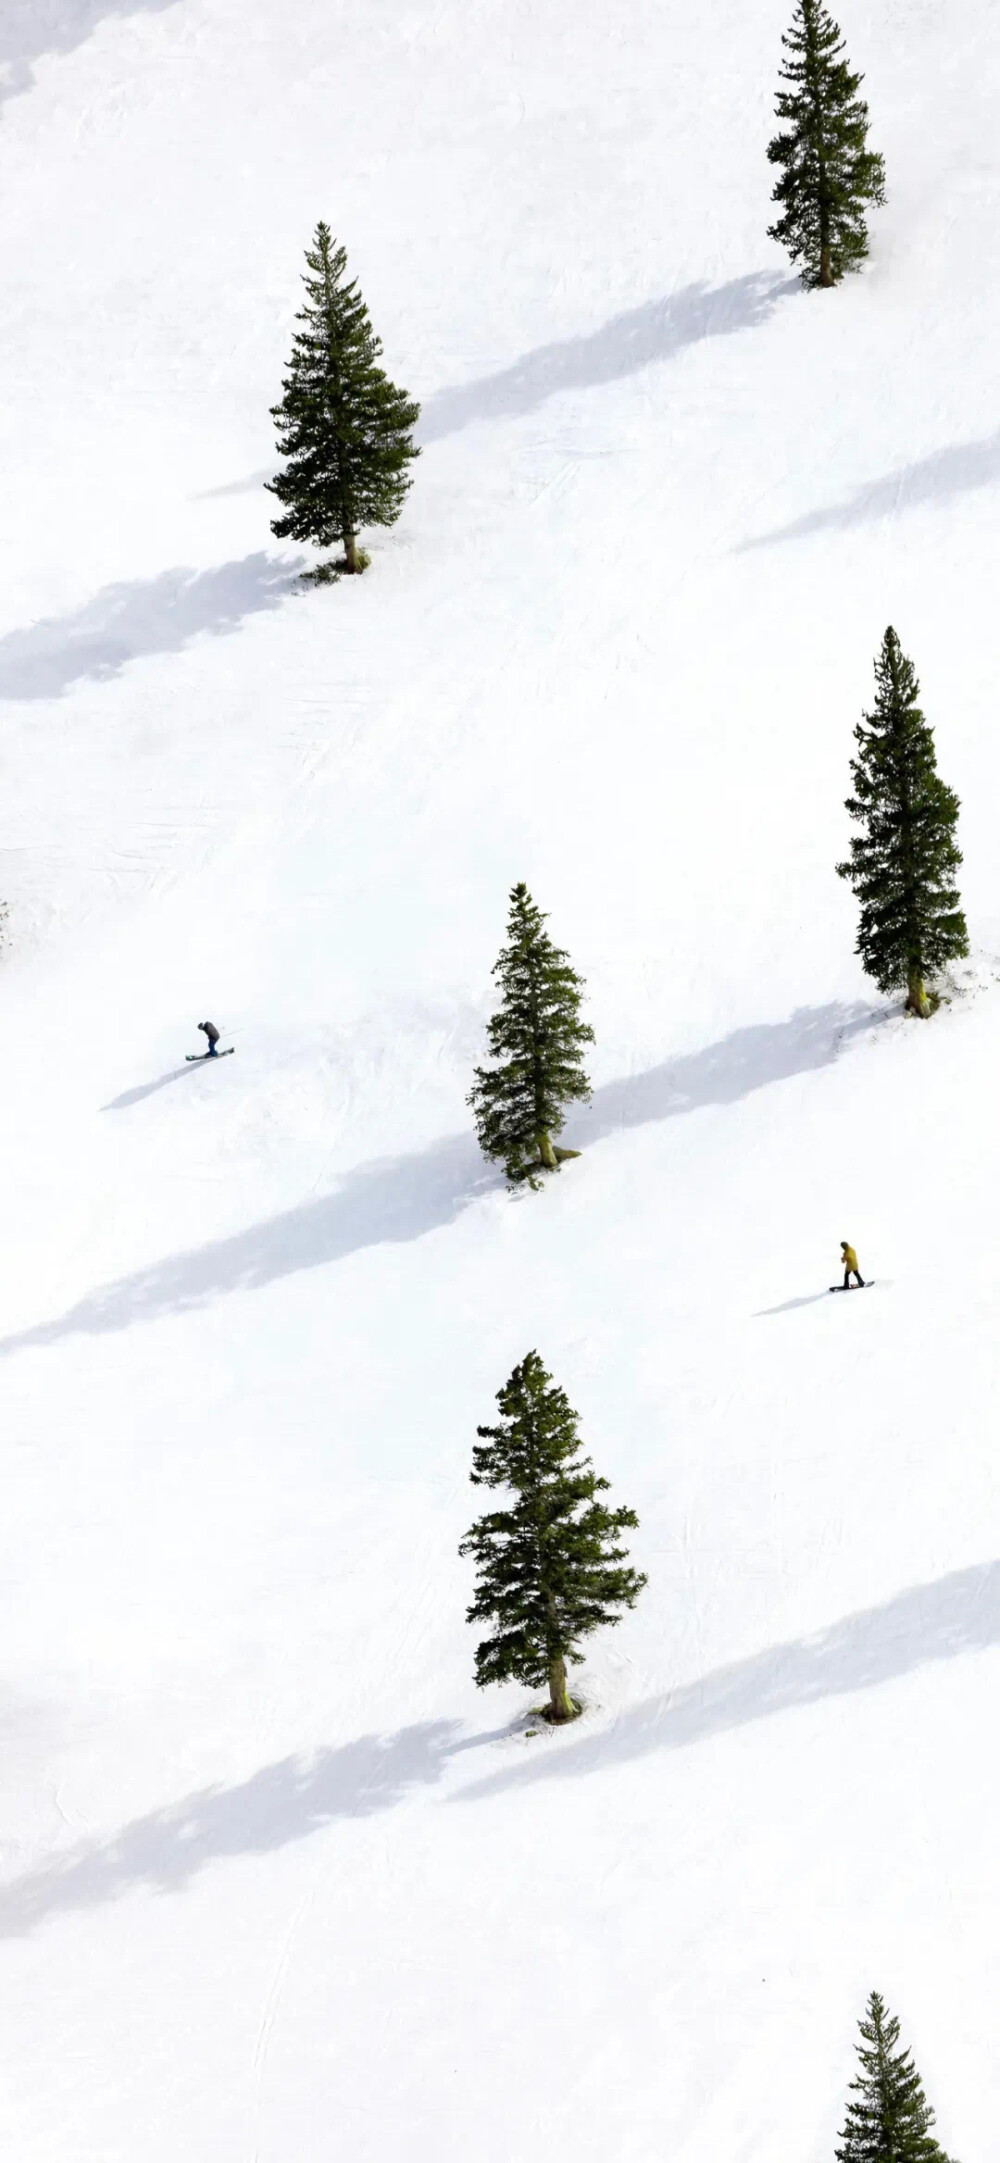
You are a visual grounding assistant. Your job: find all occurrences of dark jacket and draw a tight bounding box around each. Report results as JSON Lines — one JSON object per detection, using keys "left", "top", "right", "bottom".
{"left": 199, "top": 1021, "right": 220, "bottom": 1045}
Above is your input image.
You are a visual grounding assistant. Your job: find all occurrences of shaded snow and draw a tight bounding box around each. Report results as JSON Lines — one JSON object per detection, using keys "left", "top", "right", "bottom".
{"left": 0, "top": 2, "right": 998, "bottom": 2159}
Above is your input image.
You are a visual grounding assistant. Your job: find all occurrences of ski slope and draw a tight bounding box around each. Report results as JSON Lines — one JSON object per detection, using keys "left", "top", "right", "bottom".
{"left": 0, "top": 2, "right": 998, "bottom": 2156}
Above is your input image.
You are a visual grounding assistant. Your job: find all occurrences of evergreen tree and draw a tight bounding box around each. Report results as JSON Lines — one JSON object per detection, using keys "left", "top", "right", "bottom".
{"left": 267, "top": 222, "right": 419, "bottom": 577}
{"left": 836, "top": 1991, "right": 956, "bottom": 2162}
{"left": 469, "top": 883, "right": 594, "bottom": 1187}
{"left": 837, "top": 628, "right": 967, "bottom": 1017}
{"left": 767, "top": 1, "right": 886, "bottom": 288}
{"left": 459, "top": 1352, "right": 647, "bottom": 1722}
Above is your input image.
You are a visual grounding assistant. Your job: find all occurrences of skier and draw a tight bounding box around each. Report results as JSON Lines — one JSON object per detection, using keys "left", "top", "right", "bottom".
{"left": 840, "top": 1240, "right": 865, "bottom": 1290}
{"left": 198, "top": 1021, "right": 220, "bottom": 1057}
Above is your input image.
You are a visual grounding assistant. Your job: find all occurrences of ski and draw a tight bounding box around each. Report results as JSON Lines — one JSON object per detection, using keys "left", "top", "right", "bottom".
{"left": 186, "top": 1048, "right": 235, "bottom": 1061}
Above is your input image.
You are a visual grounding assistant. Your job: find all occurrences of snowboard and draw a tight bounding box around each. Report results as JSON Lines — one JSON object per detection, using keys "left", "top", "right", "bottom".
{"left": 828, "top": 1280, "right": 873, "bottom": 1292}
{"left": 186, "top": 1047, "right": 234, "bottom": 1061}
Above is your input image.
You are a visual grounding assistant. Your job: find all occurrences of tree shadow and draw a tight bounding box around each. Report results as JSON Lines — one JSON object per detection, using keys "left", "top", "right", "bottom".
{"left": 4, "top": 1563, "right": 996, "bottom": 1935}
{"left": 0, "top": 1718, "right": 505, "bottom": 1939}
{"left": 0, "top": 1001, "right": 882, "bottom": 1360}
{"left": 0, "top": 0, "right": 180, "bottom": 111}
{"left": 101, "top": 1066, "right": 196, "bottom": 1111}
{"left": 0, "top": 553, "right": 304, "bottom": 701}
{"left": 739, "top": 431, "right": 1000, "bottom": 551}
{"left": 457, "top": 1558, "right": 1000, "bottom": 1805}
{"left": 571, "top": 1000, "right": 878, "bottom": 1146}
{"left": 418, "top": 272, "right": 796, "bottom": 443}
{"left": 206, "top": 273, "right": 796, "bottom": 495}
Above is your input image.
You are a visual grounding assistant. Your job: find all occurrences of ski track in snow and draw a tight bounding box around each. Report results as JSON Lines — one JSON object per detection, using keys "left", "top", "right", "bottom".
{"left": 0, "top": 3, "right": 999, "bottom": 2160}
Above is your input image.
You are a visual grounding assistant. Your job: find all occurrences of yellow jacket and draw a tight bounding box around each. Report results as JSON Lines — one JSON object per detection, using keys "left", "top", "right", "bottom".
{"left": 842, "top": 1245, "right": 859, "bottom": 1272}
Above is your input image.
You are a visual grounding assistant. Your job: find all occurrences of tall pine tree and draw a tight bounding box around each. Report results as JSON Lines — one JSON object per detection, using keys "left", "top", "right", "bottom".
{"left": 837, "top": 628, "right": 967, "bottom": 1018}
{"left": 469, "top": 883, "right": 594, "bottom": 1187}
{"left": 836, "top": 1991, "right": 955, "bottom": 2162}
{"left": 459, "top": 1352, "right": 646, "bottom": 1722}
{"left": 267, "top": 223, "right": 419, "bottom": 577}
{"left": 767, "top": 1, "right": 885, "bottom": 288}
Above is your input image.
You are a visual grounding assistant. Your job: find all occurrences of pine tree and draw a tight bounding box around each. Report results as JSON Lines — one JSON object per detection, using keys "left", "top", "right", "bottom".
{"left": 469, "top": 884, "right": 594, "bottom": 1187}
{"left": 767, "top": 1, "right": 886, "bottom": 289}
{"left": 459, "top": 1352, "right": 647, "bottom": 1722}
{"left": 835, "top": 1991, "right": 956, "bottom": 2162}
{"left": 267, "top": 222, "right": 419, "bottom": 577}
{"left": 837, "top": 628, "right": 967, "bottom": 1017}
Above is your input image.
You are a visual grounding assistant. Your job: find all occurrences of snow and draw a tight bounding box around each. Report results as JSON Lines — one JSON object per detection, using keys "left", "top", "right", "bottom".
{"left": 0, "top": 1, "right": 998, "bottom": 2155}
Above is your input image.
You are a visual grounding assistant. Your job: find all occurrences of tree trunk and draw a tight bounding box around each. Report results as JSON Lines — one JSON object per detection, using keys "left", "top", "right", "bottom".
{"left": 819, "top": 241, "right": 833, "bottom": 287}
{"left": 343, "top": 531, "right": 360, "bottom": 574}
{"left": 906, "top": 966, "right": 930, "bottom": 1018}
{"left": 537, "top": 1128, "right": 558, "bottom": 1170}
{"left": 548, "top": 1653, "right": 575, "bottom": 1722}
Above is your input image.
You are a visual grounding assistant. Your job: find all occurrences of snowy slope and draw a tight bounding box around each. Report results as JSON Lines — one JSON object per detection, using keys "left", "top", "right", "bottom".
{"left": 1, "top": 2, "right": 999, "bottom": 2157}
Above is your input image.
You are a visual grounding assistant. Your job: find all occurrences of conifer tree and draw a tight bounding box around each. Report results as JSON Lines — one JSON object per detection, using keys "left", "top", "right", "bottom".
{"left": 767, "top": 1, "right": 886, "bottom": 288}
{"left": 469, "top": 884, "right": 594, "bottom": 1187}
{"left": 459, "top": 1352, "right": 646, "bottom": 1722}
{"left": 267, "top": 222, "right": 419, "bottom": 577}
{"left": 837, "top": 628, "right": 967, "bottom": 1017}
{"left": 835, "top": 1991, "right": 956, "bottom": 2162}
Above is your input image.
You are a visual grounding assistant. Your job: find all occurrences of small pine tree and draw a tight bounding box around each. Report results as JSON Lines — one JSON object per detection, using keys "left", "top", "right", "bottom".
{"left": 267, "top": 222, "right": 419, "bottom": 577}
{"left": 469, "top": 883, "right": 594, "bottom": 1187}
{"left": 767, "top": 0, "right": 886, "bottom": 288}
{"left": 835, "top": 1991, "right": 956, "bottom": 2162}
{"left": 837, "top": 628, "right": 967, "bottom": 1017}
{"left": 459, "top": 1351, "right": 647, "bottom": 1722}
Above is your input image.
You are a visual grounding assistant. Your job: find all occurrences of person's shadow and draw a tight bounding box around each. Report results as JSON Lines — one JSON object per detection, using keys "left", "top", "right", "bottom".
{"left": 756, "top": 1291, "right": 830, "bottom": 1317}
{"left": 102, "top": 1066, "right": 198, "bottom": 1111}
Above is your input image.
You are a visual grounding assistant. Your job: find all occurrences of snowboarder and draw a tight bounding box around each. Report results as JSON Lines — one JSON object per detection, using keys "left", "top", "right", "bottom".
{"left": 840, "top": 1240, "right": 865, "bottom": 1289}
{"left": 198, "top": 1021, "right": 220, "bottom": 1057}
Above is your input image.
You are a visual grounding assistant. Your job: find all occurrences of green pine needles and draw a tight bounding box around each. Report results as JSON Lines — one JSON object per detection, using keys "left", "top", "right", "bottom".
{"left": 836, "top": 1992, "right": 956, "bottom": 2162}
{"left": 837, "top": 628, "right": 967, "bottom": 1017}
{"left": 767, "top": 0, "right": 886, "bottom": 288}
{"left": 459, "top": 1352, "right": 647, "bottom": 1723}
{"left": 469, "top": 883, "right": 594, "bottom": 1188}
{"left": 268, "top": 222, "right": 420, "bottom": 579}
